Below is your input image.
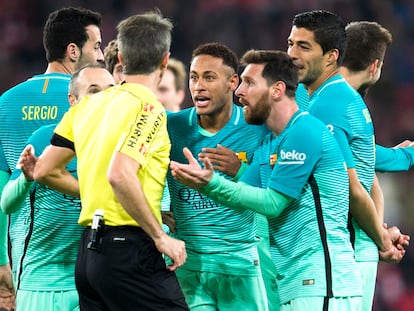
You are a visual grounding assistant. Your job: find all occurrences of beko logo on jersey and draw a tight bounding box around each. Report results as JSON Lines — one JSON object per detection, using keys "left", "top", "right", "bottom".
{"left": 279, "top": 149, "right": 306, "bottom": 164}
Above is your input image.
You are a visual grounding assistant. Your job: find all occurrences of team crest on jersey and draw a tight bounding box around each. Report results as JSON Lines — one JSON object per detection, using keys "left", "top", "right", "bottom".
{"left": 236, "top": 151, "right": 248, "bottom": 163}
{"left": 143, "top": 103, "right": 155, "bottom": 113}
{"left": 270, "top": 154, "right": 277, "bottom": 167}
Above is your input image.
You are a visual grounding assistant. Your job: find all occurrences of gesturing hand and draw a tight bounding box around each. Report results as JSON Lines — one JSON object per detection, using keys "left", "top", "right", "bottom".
{"left": 17, "top": 144, "right": 37, "bottom": 182}
{"left": 170, "top": 147, "right": 214, "bottom": 190}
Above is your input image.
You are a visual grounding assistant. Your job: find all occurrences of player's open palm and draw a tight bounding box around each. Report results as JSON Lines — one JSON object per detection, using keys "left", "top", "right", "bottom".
{"left": 17, "top": 144, "right": 37, "bottom": 182}
{"left": 170, "top": 147, "right": 214, "bottom": 190}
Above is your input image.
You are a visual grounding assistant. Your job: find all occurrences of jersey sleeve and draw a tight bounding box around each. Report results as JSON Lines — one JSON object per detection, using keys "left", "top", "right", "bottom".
{"left": 267, "top": 119, "right": 322, "bottom": 199}
{"left": 201, "top": 174, "right": 292, "bottom": 217}
{"left": 116, "top": 103, "right": 168, "bottom": 167}
{"left": 375, "top": 144, "right": 414, "bottom": 172}
{"left": 54, "top": 107, "right": 76, "bottom": 143}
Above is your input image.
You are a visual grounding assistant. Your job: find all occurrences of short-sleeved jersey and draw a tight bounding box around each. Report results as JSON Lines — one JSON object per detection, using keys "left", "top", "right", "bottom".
{"left": 241, "top": 111, "right": 362, "bottom": 304}
{"left": 167, "top": 105, "right": 268, "bottom": 276}
{"left": 296, "top": 75, "right": 377, "bottom": 262}
{"left": 9, "top": 124, "right": 82, "bottom": 291}
{"left": 55, "top": 83, "right": 170, "bottom": 227}
{"left": 0, "top": 73, "right": 71, "bottom": 279}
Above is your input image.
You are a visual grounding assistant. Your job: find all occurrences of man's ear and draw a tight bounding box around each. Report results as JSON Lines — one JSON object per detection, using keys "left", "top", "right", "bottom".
{"left": 117, "top": 53, "right": 124, "bottom": 67}
{"left": 68, "top": 93, "right": 77, "bottom": 107}
{"left": 67, "top": 43, "right": 80, "bottom": 62}
{"left": 326, "top": 49, "right": 339, "bottom": 65}
{"left": 162, "top": 52, "right": 171, "bottom": 69}
{"left": 271, "top": 81, "right": 286, "bottom": 98}
{"left": 369, "top": 59, "right": 380, "bottom": 78}
{"left": 228, "top": 73, "right": 239, "bottom": 91}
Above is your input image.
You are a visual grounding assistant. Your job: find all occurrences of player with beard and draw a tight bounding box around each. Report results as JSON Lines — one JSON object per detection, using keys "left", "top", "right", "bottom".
{"left": 287, "top": 11, "right": 408, "bottom": 310}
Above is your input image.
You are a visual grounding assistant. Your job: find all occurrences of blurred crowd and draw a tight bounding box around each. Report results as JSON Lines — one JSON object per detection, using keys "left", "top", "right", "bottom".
{"left": 0, "top": 0, "right": 413, "bottom": 310}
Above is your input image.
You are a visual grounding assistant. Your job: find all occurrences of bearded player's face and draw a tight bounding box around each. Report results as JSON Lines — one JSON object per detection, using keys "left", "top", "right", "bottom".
{"left": 236, "top": 63, "right": 271, "bottom": 125}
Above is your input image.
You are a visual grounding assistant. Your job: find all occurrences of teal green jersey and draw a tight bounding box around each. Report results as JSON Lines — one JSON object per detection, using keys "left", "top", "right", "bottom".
{"left": 297, "top": 75, "right": 378, "bottom": 262}
{"left": 0, "top": 73, "right": 71, "bottom": 173}
{"left": 296, "top": 76, "right": 414, "bottom": 173}
{"left": 8, "top": 124, "right": 82, "bottom": 291}
{"left": 0, "top": 73, "right": 71, "bottom": 279}
{"left": 241, "top": 111, "right": 362, "bottom": 304}
{"left": 167, "top": 105, "right": 268, "bottom": 276}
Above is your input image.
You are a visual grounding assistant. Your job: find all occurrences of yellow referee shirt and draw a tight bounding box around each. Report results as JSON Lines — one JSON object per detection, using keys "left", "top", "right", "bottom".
{"left": 55, "top": 83, "right": 170, "bottom": 226}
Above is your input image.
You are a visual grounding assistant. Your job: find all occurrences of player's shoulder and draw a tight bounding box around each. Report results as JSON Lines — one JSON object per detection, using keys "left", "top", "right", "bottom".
{"left": 31, "top": 123, "right": 57, "bottom": 138}
{"left": 0, "top": 73, "right": 70, "bottom": 100}
{"left": 324, "top": 75, "right": 361, "bottom": 99}
{"left": 0, "top": 78, "right": 32, "bottom": 100}
{"left": 288, "top": 111, "right": 327, "bottom": 140}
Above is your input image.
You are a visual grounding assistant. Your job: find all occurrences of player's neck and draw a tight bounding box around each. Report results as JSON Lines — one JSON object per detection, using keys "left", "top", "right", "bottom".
{"left": 305, "top": 66, "right": 339, "bottom": 97}
{"left": 198, "top": 102, "right": 233, "bottom": 134}
{"left": 339, "top": 66, "right": 365, "bottom": 91}
{"left": 123, "top": 69, "right": 162, "bottom": 94}
{"left": 44, "top": 61, "right": 74, "bottom": 74}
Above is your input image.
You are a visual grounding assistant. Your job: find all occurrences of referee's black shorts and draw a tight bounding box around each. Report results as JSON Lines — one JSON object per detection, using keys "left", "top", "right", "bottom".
{"left": 75, "top": 225, "right": 189, "bottom": 310}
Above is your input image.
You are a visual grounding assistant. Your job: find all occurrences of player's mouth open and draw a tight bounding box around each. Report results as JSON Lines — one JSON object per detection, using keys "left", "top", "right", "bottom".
{"left": 195, "top": 96, "right": 210, "bottom": 106}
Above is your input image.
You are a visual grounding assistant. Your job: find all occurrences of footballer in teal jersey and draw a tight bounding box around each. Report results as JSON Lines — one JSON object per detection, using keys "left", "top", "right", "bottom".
{"left": 168, "top": 105, "right": 267, "bottom": 270}
{"left": 167, "top": 42, "right": 271, "bottom": 311}
{"left": 0, "top": 73, "right": 71, "bottom": 281}
{"left": 3, "top": 124, "right": 82, "bottom": 293}
{"left": 240, "top": 111, "right": 363, "bottom": 305}
{"left": 167, "top": 104, "right": 269, "bottom": 309}
{"left": 286, "top": 10, "right": 400, "bottom": 311}
{"left": 297, "top": 74, "right": 379, "bottom": 306}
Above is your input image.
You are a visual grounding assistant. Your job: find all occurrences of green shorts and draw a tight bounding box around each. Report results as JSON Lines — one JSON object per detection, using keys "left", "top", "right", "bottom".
{"left": 280, "top": 296, "right": 361, "bottom": 311}
{"left": 176, "top": 267, "right": 268, "bottom": 311}
{"left": 16, "top": 289, "right": 79, "bottom": 311}
{"left": 358, "top": 261, "right": 378, "bottom": 311}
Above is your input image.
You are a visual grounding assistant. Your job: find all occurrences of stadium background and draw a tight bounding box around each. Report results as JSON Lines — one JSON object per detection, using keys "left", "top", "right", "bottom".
{"left": 0, "top": 0, "right": 413, "bottom": 309}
